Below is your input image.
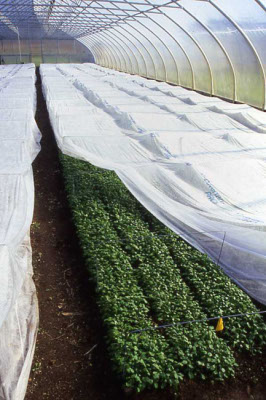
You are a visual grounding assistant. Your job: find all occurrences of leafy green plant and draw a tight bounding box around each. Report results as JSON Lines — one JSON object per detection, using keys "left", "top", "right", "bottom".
{"left": 80, "top": 158, "right": 266, "bottom": 355}
{"left": 63, "top": 156, "right": 236, "bottom": 382}
{"left": 61, "top": 154, "right": 182, "bottom": 391}
{"left": 144, "top": 218, "right": 266, "bottom": 353}
{"left": 60, "top": 153, "right": 266, "bottom": 392}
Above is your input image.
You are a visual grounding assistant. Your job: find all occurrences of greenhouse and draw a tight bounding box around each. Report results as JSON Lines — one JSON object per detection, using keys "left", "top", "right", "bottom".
{"left": 0, "top": 1, "right": 265, "bottom": 400}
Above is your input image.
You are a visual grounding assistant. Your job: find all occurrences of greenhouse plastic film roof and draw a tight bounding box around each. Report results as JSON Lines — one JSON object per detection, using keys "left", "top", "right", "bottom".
{"left": 0, "top": 0, "right": 265, "bottom": 109}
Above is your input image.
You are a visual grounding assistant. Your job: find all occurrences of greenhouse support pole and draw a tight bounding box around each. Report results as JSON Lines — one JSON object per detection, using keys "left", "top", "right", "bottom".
{"left": 254, "top": 0, "right": 266, "bottom": 11}
{"left": 119, "top": 25, "right": 156, "bottom": 79}
{"left": 179, "top": 4, "right": 237, "bottom": 102}
{"left": 92, "top": 32, "right": 122, "bottom": 71}
{"left": 99, "top": 30, "right": 133, "bottom": 73}
{"left": 84, "top": 36, "right": 111, "bottom": 68}
{"left": 113, "top": 27, "right": 148, "bottom": 78}
{"left": 209, "top": 0, "right": 265, "bottom": 109}
{"left": 141, "top": 13, "right": 180, "bottom": 86}
{"left": 16, "top": 27, "right": 22, "bottom": 63}
{"left": 158, "top": 8, "right": 212, "bottom": 92}
{"left": 106, "top": 29, "right": 141, "bottom": 75}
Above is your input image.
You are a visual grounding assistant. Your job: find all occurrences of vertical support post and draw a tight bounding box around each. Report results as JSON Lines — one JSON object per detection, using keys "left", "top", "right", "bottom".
{"left": 16, "top": 27, "right": 22, "bottom": 63}
{"left": 41, "top": 38, "right": 43, "bottom": 65}
{"left": 72, "top": 39, "right": 75, "bottom": 63}
{"left": 57, "top": 37, "right": 60, "bottom": 64}
{"left": 27, "top": 22, "right": 30, "bottom": 63}
{"left": 217, "top": 232, "right": 226, "bottom": 267}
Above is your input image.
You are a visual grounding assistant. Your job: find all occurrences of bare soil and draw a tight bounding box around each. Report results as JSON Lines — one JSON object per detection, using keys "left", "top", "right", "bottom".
{"left": 26, "top": 68, "right": 124, "bottom": 400}
{"left": 26, "top": 67, "right": 266, "bottom": 400}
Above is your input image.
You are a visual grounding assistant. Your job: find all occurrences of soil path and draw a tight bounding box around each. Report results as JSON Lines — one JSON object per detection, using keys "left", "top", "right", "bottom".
{"left": 26, "top": 67, "right": 124, "bottom": 400}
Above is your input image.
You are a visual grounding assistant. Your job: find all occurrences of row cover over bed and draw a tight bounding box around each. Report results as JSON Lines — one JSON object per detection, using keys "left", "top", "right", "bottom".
{"left": 0, "top": 64, "right": 40, "bottom": 400}
{"left": 41, "top": 63, "right": 266, "bottom": 306}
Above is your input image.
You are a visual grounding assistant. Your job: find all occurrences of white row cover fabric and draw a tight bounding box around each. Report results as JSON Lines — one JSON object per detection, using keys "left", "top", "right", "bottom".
{"left": 0, "top": 64, "right": 40, "bottom": 400}
{"left": 40, "top": 63, "right": 266, "bottom": 305}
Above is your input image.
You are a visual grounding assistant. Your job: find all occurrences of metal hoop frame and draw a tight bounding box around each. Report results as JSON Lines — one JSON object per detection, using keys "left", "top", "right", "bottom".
{"left": 0, "top": 0, "right": 265, "bottom": 109}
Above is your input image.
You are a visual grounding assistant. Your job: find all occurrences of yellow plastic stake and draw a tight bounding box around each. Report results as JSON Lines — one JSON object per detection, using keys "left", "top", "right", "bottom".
{"left": 215, "top": 317, "right": 224, "bottom": 332}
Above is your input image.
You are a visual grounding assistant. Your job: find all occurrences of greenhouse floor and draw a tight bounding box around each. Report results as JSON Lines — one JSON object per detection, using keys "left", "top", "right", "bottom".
{"left": 25, "top": 68, "right": 266, "bottom": 400}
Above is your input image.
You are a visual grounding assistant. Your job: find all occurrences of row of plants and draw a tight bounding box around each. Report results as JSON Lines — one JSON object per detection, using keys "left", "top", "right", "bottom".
{"left": 75, "top": 157, "right": 266, "bottom": 355}
{"left": 60, "top": 154, "right": 182, "bottom": 392}
{"left": 103, "top": 197, "right": 237, "bottom": 381}
{"left": 64, "top": 156, "right": 237, "bottom": 383}
{"left": 142, "top": 216, "right": 266, "bottom": 353}
{"left": 60, "top": 154, "right": 266, "bottom": 391}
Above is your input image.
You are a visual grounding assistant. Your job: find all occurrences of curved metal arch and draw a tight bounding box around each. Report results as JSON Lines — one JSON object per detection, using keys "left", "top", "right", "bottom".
{"left": 133, "top": 19, "right": 167, "bottom": 81}
{"left": 103, "top": 29, "right": 137, "bottom": 74}
{"left": 178, "top": 3, "right": 237, "bottom": 101}
{"left": 254, "top": 0, "right": 266, "bottom": 11}
{"left": 80, "top": 37, "right": 103, "bottom": 66}
{"left": 138, "top": 13, "right": 180, "bottom": 85}
{"left": 125, "top": 21, "right": 167, "bottom": 82}
{"left": 112, "top": 26, "right": 148, "bottom": 78}
{"left": 110, "top": 1, "right": 183, "bottom": 86}
{"left": 81, "top": 36, "right": 109, "bottom": 68}
{"left": 86, "top": 2, "right": 164, "bottom": 82}
{"left": 80, "top": 37, "right": 102, "bottom": 65}
{"left": 135, "top": 3, "right": 194, "bottom": 89}
{"left": 105, "top": 28, "right": 141, "bottom": 75}
{"left": 85, "top": 36, "right": 113, "bottom": 69}
{"left": 154, "top": 10, "right": 212, "bottom": 93}
{"left": 118, "top": 24, "right": 156, "bottom": 79}
{"left": 88, "top": 45, "right": 100, "bottom": 65}
{"left": 106, "top": 30, "right": 135, "bottom": 73}
{"left": 94, "top": 0, "right": 157, "bottom": 79}
{"left": 84, "top": 3, "right": 141, "bottom": 76}
{"left": 86, "top": 35, "right": 115, "bottom": 70}
{"left": 93, "top": 32, "right": 124, "bottom": 71}
{"left": 98, "top": 30, "right": 131, "bottom": 72}
{"left": 93, "top": 32, "right": 127, "bottom": 71}
{"left": 209, "top": 0, "right": 265, "bottom": 108}
{"left": 145, "top": 16, "right": 194, "bottom": 88}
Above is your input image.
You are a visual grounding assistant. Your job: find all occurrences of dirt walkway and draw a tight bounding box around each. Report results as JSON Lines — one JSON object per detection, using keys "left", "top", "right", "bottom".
{"left": 26, "top": 68, "right": 123, "bottom": 400}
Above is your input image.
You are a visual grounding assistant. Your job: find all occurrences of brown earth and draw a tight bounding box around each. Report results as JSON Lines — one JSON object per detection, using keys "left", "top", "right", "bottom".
{"left": 25, "top": 67, "right": 266, "bottom": 400}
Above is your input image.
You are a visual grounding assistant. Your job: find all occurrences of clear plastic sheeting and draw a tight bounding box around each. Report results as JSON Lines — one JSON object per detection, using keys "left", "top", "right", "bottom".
{"left": 41, "top": 63, "right": 266, "bottom": 305}
{"left": 0, "top": 64, "right": 40, "bottom": 400}
{"left": 0, "top": 1, "right": 265, "bottom": 108}
{"left": 78, "top": 0, "right": 266, "bottom": 110}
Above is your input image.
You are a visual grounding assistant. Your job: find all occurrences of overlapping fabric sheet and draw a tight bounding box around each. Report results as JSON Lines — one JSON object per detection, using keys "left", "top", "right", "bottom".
{"left": 0, "top": 64, "right": 41, "bottom": 400}
{"left": 40, "top": 63, "right": 266, "bottom": 305}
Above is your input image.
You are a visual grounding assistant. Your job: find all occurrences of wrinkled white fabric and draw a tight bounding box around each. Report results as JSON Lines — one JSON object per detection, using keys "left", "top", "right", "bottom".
{"left": 0, "top": 64, "right": 40, "bottom": 400}
{"left": 41, "top": 63, "right": 266, "bottom": 305}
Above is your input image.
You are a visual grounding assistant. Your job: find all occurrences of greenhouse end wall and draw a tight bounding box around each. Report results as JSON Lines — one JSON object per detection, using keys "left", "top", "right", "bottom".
{"left": 0, "top": 39, "right": 94, "bottom": 66}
